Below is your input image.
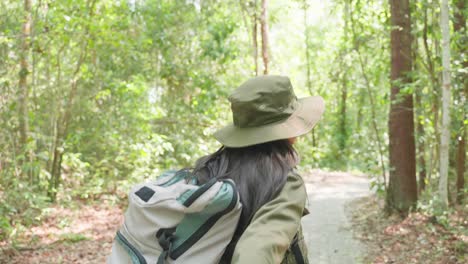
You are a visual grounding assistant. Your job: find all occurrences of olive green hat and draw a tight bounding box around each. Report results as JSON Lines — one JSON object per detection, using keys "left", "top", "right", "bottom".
{"left": 214, "top": 75, "right": 325, "bottom": 147}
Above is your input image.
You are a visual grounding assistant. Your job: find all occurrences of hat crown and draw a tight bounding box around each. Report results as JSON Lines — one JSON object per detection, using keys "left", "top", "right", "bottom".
{"left": 229, "top": 75, "right": 298, "bottom": 128}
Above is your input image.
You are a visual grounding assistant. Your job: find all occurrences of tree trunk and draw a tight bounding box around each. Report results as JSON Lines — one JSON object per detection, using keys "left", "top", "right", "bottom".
{"left": 239, "top": 0, "right": 254, "bottom": 73}
{"left": 49, "top": 47, "right": 88, "bottom": 202}
{"left": 260, "top": 0, "right": 269, "bottom": 75}
{"left": 438, "top": 0, "right": 451, "bottom": 208}
{"left": 18, "top": 0, "right": 32, "bottom": 178}
{"left": 412, "top": 23, "right": 427, "bottom": 193}
{"left": 386, "top": 0, "right": 417, "bottom": 214}
{"left": 339, "top": 77, "right": 348, "bottom": 152}
{"left": 338, "top": 0, "right": 349, "bottom": 153}
{"left": 415, "top": 90, "right": 427, "bottom": 192}
{"left": 350, "top": 2, "right": 387, "bottom": 187}
{"left": 48, "top": 0, "right": 96, "bottom": 201}
{"left": 303, "top": 0, "right": 316, "bottom": 147}
{"left": 252, "top": 0, "right": 259, "bottom": 76}
{"left": 456, "top": 132, "right": 466, "bottom": 203}
{"left": 356, "top": 91, "right": 364, "bottom": 133}
{"left": 249, "top": 0, "right": 258, "bottom": 76}
{"left": 453, "top": 0, "right": 466, "bottom": 204}
{"left": 303, "top": 0, "right": 312, "bottom": 95}
{"left": 421, "top": 3, "right": 438, "bottom": 183}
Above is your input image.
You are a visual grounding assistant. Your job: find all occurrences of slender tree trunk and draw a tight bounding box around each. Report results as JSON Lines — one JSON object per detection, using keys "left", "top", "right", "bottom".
{"left": 303, "top": 0, "right": 316, "bottom": 147}
{"left": 339, "top": 79, "right": 348, "bottom": 150}
{"left": 355, "top": 50, "right": 387, "bottom": 188}
{"left": 303, "top": 0, "right": 312, "bottom": 95}
{"left": 18, "top": 0, "right": 32, "bottom": 178}
{"left": 350, "top": 3, "right": 387, "bottom": 187}
{"left": 260, "top": 0, "right": 269, "bottom": 75}
{"left": 48, "top": 47, "right": 62, "bottom": 175}
{"left": 252, "top": 0, "right": 259, "bottom": 76}
{"left": 412, "top": 21, "right": 427, "bottom": 193}
{"left": 338, "top": 0, "right": 349, "bottom": 153}
{"left": 49, "top": 47, "right": 88, "bottom": 201}
{"left": 422, "top": 4, "right": 438, "bottom": 183}
{"left": 456, "top": 133, "right": 466, "bottom": 203}
{"left": 48, "top": 48, "right": 64, "bottom": 199}
{"left": 253, "top": 22, "right": 259, "bottom": 76}
{"left": 453, "top": 0, "right": 466, "bottom": 204}
{"left": 438, "top": 0, "right": 451, "bottom": 208}
{"left": 239, "top": 0, "right": 254, "bottom": 68}
{"left": 48, "top": 0, "right": 96, "bottom": 201}
{"left": 414, "top": 50, "right": 427, "bottom": 193}
{"left": 415, "top": 90, "right": 427, "bottom": 192}
{"left": 386, "top": 0, "right": 417, "bottom": 214}
{"left": 430, "top": 1, "right": 441, "bottom": 183}
{"left": 356, "top": 91, "right": 364, "bottom": 133}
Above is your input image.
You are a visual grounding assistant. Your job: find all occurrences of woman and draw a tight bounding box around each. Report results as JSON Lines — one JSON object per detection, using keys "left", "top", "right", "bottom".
{"left": 191, "top": 75, "right": 325, "bottom": 263}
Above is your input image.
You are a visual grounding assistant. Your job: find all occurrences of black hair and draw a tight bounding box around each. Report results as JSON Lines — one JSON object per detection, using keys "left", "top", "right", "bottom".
{"left": 192, "top": 139, "right": 299, "bottom": 262}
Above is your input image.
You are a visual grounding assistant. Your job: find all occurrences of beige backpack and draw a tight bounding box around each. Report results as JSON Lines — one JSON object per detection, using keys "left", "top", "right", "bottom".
{"left": 108, "top": 170, "right": 242, "bottom": 264}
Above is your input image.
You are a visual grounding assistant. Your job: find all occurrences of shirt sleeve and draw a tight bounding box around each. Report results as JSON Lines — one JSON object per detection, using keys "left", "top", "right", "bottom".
{"left": 231, "top": 172, "right": 307, "bottom": 264}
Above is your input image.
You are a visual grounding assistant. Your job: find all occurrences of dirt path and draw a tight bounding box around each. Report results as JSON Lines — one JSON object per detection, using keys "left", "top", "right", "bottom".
{"left": 2, "top": 170, "right": 372, "bottom": 263}
{"left": 302, "top": 169, "right": 372, "bottom": 264}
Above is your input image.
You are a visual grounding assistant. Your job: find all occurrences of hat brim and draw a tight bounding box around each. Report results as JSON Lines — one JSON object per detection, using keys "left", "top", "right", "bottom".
{"left": 214, "top": 96, "right": 325, "bottom": 148}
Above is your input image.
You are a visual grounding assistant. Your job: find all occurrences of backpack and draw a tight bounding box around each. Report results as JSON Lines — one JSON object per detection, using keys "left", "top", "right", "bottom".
{"left": 108, "top": 170, "right": 242, "bottom": 264}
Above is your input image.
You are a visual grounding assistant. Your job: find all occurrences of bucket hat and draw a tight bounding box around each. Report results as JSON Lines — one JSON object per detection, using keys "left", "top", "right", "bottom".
{"left": 214, "top": 75, "right": 325, "bottom": 147}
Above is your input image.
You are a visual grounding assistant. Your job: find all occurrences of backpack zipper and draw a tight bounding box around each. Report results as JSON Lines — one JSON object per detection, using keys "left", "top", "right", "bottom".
{"left": 157, "top": 170, "right": 190, "bottom": 187}
{"left": 169, "top": 180, "right": 239, "bottom": 260}
{"left": 116, "top": 231, "right": 148, "bottom": 264}
{"left": 182, "top": 177, "right": 218, "bottom": 207}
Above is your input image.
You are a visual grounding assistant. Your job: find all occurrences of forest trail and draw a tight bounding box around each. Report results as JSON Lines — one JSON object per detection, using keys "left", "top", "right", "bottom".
{"left": 2, "top": 170, "right": 372, "bottom": 264}
{"left": 302, "top": 170, "right": 372, "bottom": 264}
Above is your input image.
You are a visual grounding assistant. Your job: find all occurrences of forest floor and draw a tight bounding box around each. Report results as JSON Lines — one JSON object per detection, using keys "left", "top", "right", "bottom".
{"left": 0, "top": 170, "right": 466, "bottom": 264}
{"left": 348, "top": 196, "right": 467, "bottom": 264}
{"left": 0, "top": 201, "right": 123, "bottom": 263}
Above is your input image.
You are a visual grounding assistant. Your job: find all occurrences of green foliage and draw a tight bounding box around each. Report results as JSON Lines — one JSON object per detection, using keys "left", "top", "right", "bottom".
{"left": 0, "top": 0, "right": 465, "bottom": 242}
{"left": 0, "top": 172, "right": 49, "bottom": 241}
{"left": 1, "top": 0, "right": 243, "bottom": 229}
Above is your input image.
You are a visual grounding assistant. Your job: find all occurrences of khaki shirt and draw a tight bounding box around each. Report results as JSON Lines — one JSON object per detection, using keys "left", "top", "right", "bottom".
{"left": 231, "top": 172, "right": 308, "bottom": 263}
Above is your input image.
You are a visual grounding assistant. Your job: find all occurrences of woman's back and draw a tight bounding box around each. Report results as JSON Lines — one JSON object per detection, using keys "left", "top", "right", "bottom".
{"left": 192, "top": 75, "right": 324, "bottom": 263}
{"left": 192, "top": 140, "right": 300, "bottom": 262}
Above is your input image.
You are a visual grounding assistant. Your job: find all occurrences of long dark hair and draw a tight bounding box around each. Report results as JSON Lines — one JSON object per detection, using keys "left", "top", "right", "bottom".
{"left": 192, "top": 139, "right": 299, "bottom": 261}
